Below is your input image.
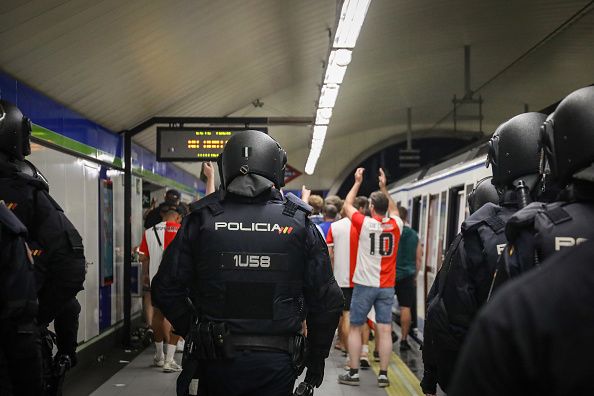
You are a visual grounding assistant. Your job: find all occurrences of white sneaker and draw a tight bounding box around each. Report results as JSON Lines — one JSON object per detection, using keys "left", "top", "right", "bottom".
{"left": 153, "top": 354, "right": 164, "bottom": 367}
{"left": 163, "top": 360, "right": 182, "bottom": 372}
{"left": 176, "top": 339, "right": 185, "bottom": 353}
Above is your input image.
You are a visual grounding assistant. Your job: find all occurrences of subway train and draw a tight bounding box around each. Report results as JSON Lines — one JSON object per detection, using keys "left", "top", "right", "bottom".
{"left": 388, "top": 143, "right": 491, "bottom": 336}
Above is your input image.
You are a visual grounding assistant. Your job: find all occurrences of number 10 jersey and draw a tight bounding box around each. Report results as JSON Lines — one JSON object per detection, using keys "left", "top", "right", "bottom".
{"left": 351, "top": 212, "right": 403, "bottom": 288}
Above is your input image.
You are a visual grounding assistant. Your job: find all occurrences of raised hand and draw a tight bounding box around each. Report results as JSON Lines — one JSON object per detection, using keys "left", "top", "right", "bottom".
{"left": 354, "top": 168, "right": 365, "bottom": 184}
{"left": 203, "top": 161, "right": 215, "bottom": 180}
{"left": 379, "top": 168, "right": 387, "bottom": 190}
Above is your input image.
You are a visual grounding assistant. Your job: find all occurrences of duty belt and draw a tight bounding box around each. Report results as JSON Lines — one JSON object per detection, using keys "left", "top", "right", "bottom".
{"left": 229, "top": 334, "right": 293, "bottom": 353}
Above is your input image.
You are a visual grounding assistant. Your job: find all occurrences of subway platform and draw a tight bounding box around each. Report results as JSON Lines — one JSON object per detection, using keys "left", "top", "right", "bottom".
{"left": 90, "top": 335, "right": 425, "bottom": 396}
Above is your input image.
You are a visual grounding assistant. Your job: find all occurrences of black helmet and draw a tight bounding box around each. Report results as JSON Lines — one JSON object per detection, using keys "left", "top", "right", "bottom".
{"left": 217, "top": 130, "right": 287, "bottom": 189}
{"left": 0, "top": 100, "right": 32, "bottom": 161}
{"left": 467, "top": 176, "right": 499, "bottom": 214}
{"left": 487, "top": 112, "right": 547, "bottom": 188}
{"left": 540, "top": 86, "right": 594, "bottom": 186}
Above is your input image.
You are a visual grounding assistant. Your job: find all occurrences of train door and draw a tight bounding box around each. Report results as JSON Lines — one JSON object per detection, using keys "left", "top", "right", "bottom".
{"left": 424, "top": 194, "right": 440, "bottom": 296}
{"left": 416, "top": 195, "right": 429, "bottom": 323}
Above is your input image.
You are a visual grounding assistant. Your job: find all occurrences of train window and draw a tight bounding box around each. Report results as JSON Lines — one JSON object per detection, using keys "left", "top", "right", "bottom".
{"left": 446, "top": 185, "right": 464, "bottom": 246}
{"left": 411, "top": 196, "right": 421, "bottom": 232}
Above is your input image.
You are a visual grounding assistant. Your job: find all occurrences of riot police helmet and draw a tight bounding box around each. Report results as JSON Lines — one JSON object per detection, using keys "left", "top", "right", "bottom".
{"left": 540, "top": 86, "right": 594, "bottom": 187}
{"left": 217, "top": 130, "right": 287, "bottom": 190}
{"left": 467, "top": 176, "right": 500, "bottom": 214}
{"left": 487, "top": 112, "right": 547, "bottom": 188}
{"left": 0, "top": 100, "right": 32, "bottom": 161}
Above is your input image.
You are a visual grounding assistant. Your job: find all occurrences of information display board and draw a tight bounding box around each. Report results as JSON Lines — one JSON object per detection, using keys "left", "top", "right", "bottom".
{"left": 157, "top": 127, "right": 268, "bottom": 161}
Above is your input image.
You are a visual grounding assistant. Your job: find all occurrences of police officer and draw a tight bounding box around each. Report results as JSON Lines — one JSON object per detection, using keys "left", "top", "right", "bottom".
{"left": 152, "top": 130, "right": 343, "bottom": 396}
{"left": 449, "top": 240, "right": 594, "bottom": 396}
{"left": 0, "top": 202, "right": 42, "bottom": 396}
{"left": 0, "top": 100, "right": 86, "bottom": 394}
{"left": 492, "top": 86, "right": 594, "bottom": 291}
{"left": 421, "top": 112, "right": 546, "bottom": 395}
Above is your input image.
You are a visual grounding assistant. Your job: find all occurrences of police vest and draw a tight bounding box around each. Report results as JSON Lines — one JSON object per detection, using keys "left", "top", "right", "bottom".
{"left": 460, "top": 203, "right": 515, "bottom": 298}
{"left": 505, "top": 201, "right": 594, "bottom": 276}
{"left": 0, "top": 204, "right": 38, "bottom": 322}
{"left": 189, "top": 191, "right": 309, "bottom": 337}
{"left": 0, "top": 158, "right": 85, "bottom": 292}
{"left": 0, "top": 159, "right": 50, "bottom": 240}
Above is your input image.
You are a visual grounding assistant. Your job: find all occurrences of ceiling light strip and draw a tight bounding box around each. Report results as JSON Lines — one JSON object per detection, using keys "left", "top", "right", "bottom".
{"left": 305, "top": 0, "right": 371, "bottom": 175}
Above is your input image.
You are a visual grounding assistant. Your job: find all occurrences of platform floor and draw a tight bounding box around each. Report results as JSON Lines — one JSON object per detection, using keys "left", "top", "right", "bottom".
{"left": 91, "top": 335, "right": 426, "bottom": 396}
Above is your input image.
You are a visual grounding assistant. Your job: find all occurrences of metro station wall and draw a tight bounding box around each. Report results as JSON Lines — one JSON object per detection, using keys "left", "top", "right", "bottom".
{"left": 28, "top": 146, "right": 144, "bottom": 345}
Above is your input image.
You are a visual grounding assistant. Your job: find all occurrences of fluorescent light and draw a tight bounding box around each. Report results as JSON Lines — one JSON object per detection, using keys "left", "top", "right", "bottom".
{"left": 319, "top": 84, "right": 340, "bottom": 108}
{"left": 304, "top": 0, "right": 371, "bottom": 175}
{"left": 334, "top": 0, "right": 371, "bottom": 48}
{"left": 324, "top": 49, "right": 352, "bottom": 84}
{"left": 315, "top": 109, "right": 332, "bottom": 125}
{"left": 313, "top": 125, "right": 328, "bottom": 140}
{"left": 311, "top": 140, "right": 324, "bottom": 151}
{"left": 305, "top": 159, "right": 316, "bottom": 175}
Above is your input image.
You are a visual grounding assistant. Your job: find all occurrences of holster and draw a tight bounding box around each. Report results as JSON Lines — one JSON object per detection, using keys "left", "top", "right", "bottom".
{"left": 184, "top": 318, "right": 233, "bottom": 362}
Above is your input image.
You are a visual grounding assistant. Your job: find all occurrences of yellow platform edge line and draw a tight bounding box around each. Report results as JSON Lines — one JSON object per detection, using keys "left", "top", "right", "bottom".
{"left": 368, "top": 340, "right": 424, "bottom": 396}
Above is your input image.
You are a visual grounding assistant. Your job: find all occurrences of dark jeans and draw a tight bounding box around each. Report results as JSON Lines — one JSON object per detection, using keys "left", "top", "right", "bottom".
{"left": 199, "top": 351, "right": 296, "bottom": 396}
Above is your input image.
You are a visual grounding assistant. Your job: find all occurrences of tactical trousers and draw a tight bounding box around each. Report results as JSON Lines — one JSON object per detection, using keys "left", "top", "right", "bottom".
{"left": 54, "top": 298, "right": 81, "bottom": 361}
{"left": 198, "top": 351, "right": 297, "bottom": 396}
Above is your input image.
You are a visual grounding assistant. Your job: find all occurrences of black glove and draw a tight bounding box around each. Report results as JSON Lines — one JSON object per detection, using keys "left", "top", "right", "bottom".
{"left": 304, "top": 357, "right": 325, "bottom": 388}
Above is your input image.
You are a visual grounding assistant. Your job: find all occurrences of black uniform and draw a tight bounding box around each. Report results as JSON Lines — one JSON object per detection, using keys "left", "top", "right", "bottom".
{"left": 0, "top": 157, "right": 85, "bottom": 363}
{"left": 0, "top": 203, "right": 42, "bottom": 396}
{"left": 449, "top": 240, "right": 594, "bottom": 396}
{"left": 421, "top": 106, "right": 547, "bottom": 395}
{"left": 421, "top": 200, "right": 515, "bottom": 393}
{"left": 493, "top": 183, "right": 594, "bottom": 294}
{"left": 152, "top": 189, "right": 343, "bottom": 396}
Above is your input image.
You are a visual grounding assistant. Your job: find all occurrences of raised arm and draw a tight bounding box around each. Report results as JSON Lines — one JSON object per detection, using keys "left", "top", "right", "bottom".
{"left": 379, "top": 168, "right": 399, "bottom": 218}
{"left": 343, "top": 168, "right": 364, "bottom": 220}
{"left": 203, "top": 161, "right": 216, "bottom": 195}
{"left": 301, "top": 185, "right": 312, "bottom": 203}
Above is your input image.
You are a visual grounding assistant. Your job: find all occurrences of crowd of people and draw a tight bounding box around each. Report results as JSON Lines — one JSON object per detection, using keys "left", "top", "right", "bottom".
{"left": 302, "top": 168, "right": 421, "bottom": 389}
{"left": 1, "top": 85, "right": 594, "bottom": 396}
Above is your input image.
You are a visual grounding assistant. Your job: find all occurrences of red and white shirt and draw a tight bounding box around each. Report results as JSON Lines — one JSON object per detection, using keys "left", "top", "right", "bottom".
{"left": 326, "top": 218, "right": 359, "bottom": 288}
{"left": 138, "top": 221, "right": 181, "bottom": 282}
{"left": 351, "top": 212, "right": 403, "bottom": 288}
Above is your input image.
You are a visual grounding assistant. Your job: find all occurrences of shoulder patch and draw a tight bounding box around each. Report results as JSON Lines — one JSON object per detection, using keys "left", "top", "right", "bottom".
{"left": 462, "top": 202, "right": 499, "bottom": 231}
{"left": 284, "top": 193, "right": 312, "bottom": 214}
{"left": 542, "top": 205, "right": 572, "bottom": 225}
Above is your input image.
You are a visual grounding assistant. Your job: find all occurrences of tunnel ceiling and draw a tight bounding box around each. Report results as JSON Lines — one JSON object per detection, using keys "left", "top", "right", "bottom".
{"left": 1, "top": 1, "right": 593, "bottom": 188}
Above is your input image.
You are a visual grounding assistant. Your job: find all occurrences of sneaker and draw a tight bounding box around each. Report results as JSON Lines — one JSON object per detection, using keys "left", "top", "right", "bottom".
{"left": 400, "top": 339, "right": 411, "bottom": 351}
{"left": 162, "top": 360, "right": 182, "bottom": 372}
{"left": 373, "top": 350, "right": 380, "bottom": 362}
{"left": 377, "top": 374, "right": 390, "bottom": 387}
{"left": 338, "top": 370, "right": 360, "bottom": 386}
{"left": 153, "top": 354, "right": 164, "bottom": 367}
{"left": 360, "top": 357, "right": 370, "bottom": 370}
{"left": 176, "top": 339, "right": 185, "bottom": 353}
